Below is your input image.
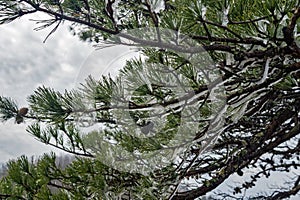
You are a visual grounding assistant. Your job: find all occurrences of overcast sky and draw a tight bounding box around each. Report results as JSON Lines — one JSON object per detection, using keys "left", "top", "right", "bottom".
{"left": 0, "top": 13, "right": 140, "bottom": 163}
{"left": 0, "top": 14, "right": 95, "bottom": 163}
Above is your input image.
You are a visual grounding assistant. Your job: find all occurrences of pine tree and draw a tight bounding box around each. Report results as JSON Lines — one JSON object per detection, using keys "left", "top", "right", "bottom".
{"left": 0, "top": 0, "right": 299, "bottom": 199}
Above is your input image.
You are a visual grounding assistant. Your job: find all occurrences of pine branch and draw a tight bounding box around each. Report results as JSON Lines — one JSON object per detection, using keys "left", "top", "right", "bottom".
{"left": 0, "top": 96, "right": 18, "bottom": 122}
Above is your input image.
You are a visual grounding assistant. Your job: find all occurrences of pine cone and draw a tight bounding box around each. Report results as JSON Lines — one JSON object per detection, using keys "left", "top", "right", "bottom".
{"left": 18, "top": 107, "right": 28, "bottom": 116}
{"left": 15, "top": 107, "right": 28, "bottom": 124}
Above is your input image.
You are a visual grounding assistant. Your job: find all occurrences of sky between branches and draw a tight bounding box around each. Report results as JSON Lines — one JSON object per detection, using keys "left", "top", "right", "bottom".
{"left": 0, "top": 13, "right": 139, "bottom": 163}
{"left": 0, "top": 13, "right": 94, "bottom": 163}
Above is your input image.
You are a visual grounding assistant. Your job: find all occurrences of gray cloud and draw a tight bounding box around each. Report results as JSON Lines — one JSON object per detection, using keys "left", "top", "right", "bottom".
{"left": 0, "top": 13, "right": 138, "bottom": 163}
{"left": 0, "top": 14, "right": 93, "bottom": 163}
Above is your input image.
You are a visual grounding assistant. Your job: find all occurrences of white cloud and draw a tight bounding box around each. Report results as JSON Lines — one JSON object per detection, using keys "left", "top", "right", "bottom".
{"left": 0, "top": 122, "right": 55, "bottom": 163}
{"left": 0, "top": 13, "right": 141, "bottom": 164}
{"left": 0, "top": 13, "right": 93, "bottom": 163}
